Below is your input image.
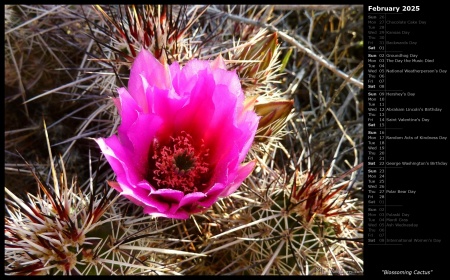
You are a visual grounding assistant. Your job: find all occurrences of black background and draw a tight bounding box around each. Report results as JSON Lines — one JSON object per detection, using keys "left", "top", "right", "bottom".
{"left": 364, "top": 1, "right": 447, "bottom": 278}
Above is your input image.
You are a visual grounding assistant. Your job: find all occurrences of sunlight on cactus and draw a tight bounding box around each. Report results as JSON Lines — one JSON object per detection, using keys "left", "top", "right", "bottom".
{"left": 5, "top": 122, "right": 118, "bottom": 275}
{"left": 254, "top": 99, "right": 294, "bottom": 142}
{"left": 204, "top": 116, "right": 363, "bottom": 275}
{"left": 92, "top": 5, "right": 207, "bottom": 66}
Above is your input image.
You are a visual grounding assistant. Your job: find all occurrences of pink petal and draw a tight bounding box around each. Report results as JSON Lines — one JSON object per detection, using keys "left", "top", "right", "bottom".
{"left": 143, "top": 206, "right": 190, "bottom": 219}
{"left": 235, "top": 110, "right": 259, "bottom": 162}
{"left": 142, "top": 205, "right": 162, "bottom": 216}
{"left": 198, "top": 183, "right": 226, "bottom": 207}
{"left": 145, "top": 189, "right": 185, "bottom": 214}
{"left": 209, "top": 144, "right": 239, "bottom": 186}
{"left": 126, "top": 113, "right": 163, "bottom": 174}
{"left": 212, "top": 68, "right": 244, "bottom": 102}
{"left": 151, "top": 188, "right": 185, "bottom": 203}
{"left": 220, "top": 160, "right": 256, "bottom": 197}
{"left": 95, "top": 136, "right": 142, "bottom": 187}
{"left": 128, "top": 49, "right": 171, "bottom": 109}
{"left": 171, "top": 60, "right": 210, "bottom": 97}
{"left": 178, "top": 192, "right": 207, "bottom": 208}
{"left": 120, "top": 187, "right": 181, "bottom": 214}
{"left": 210, "top": 54, "right": 227, "bottom": 70}
{"left": 169, "top": 61, "right": 181, "bottom": 84}
{"left": 202, "top": 83, "right": 257, "bottom": 166}
{"left": 116, "top": 87, "right": 141, "bottom": 138}
{"left": 203, "top": 84, "right": 241, "bottom": 164}
{"left": 112, "top": 97, "right": 121, "bottom": 114}
{"left": 108, "top": 181, "right": 122, "bottom": 192}
{"left": 136, "top": 180, "right": 154, "bottom": 191}
{"left": 144, "top": 87, "right": 187, "bottom": 141}
{"left": 173, "top": 71, "right": 216, "bottom": 140}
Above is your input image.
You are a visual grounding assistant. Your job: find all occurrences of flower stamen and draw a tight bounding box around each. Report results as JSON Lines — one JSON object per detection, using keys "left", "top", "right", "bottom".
{"left": 150, "top": 131, "right": 210, "bottom": 194}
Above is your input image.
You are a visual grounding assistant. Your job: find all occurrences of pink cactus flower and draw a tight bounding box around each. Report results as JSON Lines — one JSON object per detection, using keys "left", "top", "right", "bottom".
{"left": 95, "top": 50, "right": 259, "bottom": 219}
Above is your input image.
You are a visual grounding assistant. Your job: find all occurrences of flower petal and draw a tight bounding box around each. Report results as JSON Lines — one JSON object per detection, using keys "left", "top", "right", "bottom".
{"left": 236, "top": 110, "right": 260, "bottom": 162}
{"left": 210, "top": 54, "right": 227, "bottom": 70}
{"left": 126, "top": 113, "right": 163, "bottom": 174}
{"left": 220, "top": 160, "right": 256, "bottom": 197}
{"left": 178, "top": 192, "right": 207, "bottom": 208}
{"left": 144, "top": 87, "right": 187, "bottom": 141}
{"left": 128, "top": 49, "right": 171, "bottom": 110}
{"left": 97, "top": 50, "right": 260, "bottom": 220}
{"left": 173, "top": 70, "right": 216, "bottom": 140}
{"left": 116, "top": 87, "right": 141, "bottom": 147}
{"left": 212, "top": 68, "right": 244, "bottom": 102}
{"left": 203, "top": 84, "right": 241, "bottom": 164}
{"left": 198, "top": 183, "right": 226, "bottom": 207}
{"left": 143, "top": 206, "right": 190, "bottom": 219}
{"left": 95, "top": 136, "right": 141, "bottom": 187}
{"left": 171, "top": 59, "right": 213, "bottom": 99}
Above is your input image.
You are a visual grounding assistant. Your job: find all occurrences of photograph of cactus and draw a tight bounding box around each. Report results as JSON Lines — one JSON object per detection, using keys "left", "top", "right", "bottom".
{"left": 5, "top": 5, "right": 364, "bottom": 275}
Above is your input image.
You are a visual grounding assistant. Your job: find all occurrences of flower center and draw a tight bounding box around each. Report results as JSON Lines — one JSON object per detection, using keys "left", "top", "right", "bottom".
{"left": 149, "top": 131, "right": 210, "bottom": 194}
